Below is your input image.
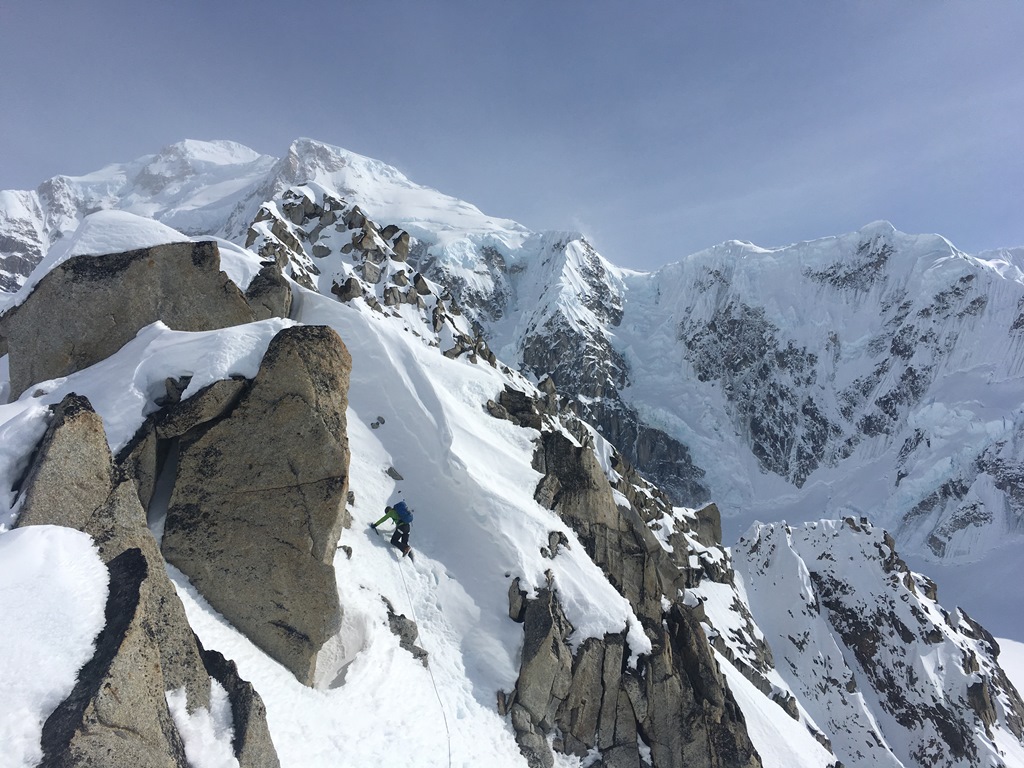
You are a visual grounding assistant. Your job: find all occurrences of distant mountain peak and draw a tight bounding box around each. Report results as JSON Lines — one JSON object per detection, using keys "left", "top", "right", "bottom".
{"left": 858, "top": 219, "right": 897, "bottom": 236}
{"left": 160, "top": 139, "right": 268, "bottom": 165}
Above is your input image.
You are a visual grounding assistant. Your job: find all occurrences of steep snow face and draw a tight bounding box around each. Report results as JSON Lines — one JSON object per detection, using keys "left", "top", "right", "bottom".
{"left": 0, "top": 190, "right": 45, "bottom": 291}
{"left": 614, "top": 223, "right": 1024, "bottom": 563}
{"left": 480, "top": 232, "right": 711, "bottom": 505}
{"left": 735, "top": 519, "right": 1024, "bottom": 768}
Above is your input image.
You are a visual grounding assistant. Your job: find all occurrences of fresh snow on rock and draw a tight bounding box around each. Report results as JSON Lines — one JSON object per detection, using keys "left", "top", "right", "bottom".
{"left": 0, "top": 317, "right": 294, "bottom": 456}
{"left": 165, "top": 680, "right": 240, "bottom": 768}
{"left": 0, "top": 210, "right": 191, "bottom": 313}
{"left": 999, "top": 638, "right": 1024, "bottom": 700}
{"left": 715, "top": 650, "right": 836, "bottom": 768}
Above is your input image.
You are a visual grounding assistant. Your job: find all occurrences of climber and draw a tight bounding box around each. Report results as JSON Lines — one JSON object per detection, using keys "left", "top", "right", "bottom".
{"left": 371, "top": 500, "right": 415, "bottom": 560}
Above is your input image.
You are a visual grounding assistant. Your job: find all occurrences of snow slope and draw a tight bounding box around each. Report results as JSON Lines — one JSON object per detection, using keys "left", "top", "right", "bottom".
{"left": 0, "top": 527, "right": 108, "bottom": 767}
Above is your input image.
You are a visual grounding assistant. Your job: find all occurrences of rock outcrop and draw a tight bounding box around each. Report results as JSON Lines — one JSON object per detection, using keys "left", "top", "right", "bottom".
{"left": 245, "top": 262, "right": 293, "bottom": 320}
{"left": 246, "top": 184, "right": 500, "bottom": 366}
{"left": 162, "top": 324, "right": 352, "bottom": 685}
{"left": 15, "top": 393, "right": 113, "bottom": 529}
{"left": 1, "top": 241, "right": 256, "bottom": 398}
{"left": 506, "top": 423, "right": 761, "bottom": 768}
{"left": 15, "top": 394, "right": 280, "bottom": 768}
{"left": 198, "top": 643, "right": 281, "bottom": 768}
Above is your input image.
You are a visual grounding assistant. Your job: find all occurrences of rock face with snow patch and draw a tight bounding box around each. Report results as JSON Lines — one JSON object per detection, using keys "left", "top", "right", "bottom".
{"left": 244, "top": 262, "right": 293, "bottom": 320}
{"left": 0, "top": 241, "right": 256, "bottom": 398}
{"left": 14, "top": 395, "right": 280, "bottom": 768}
{"left": 162, "top": 324, "right": 352, "bottom": 686}
{"left": 505, "top": 409, "right": 760, "bottom": 768}
{"left": 533, "top": 430, "right": 688, "bottom": 619}
{"left": 38, "top": 547, "right": 191, "bottom": 768}
{"left": 245, "top": 183, "right": 500, "bottom": 365}
{"left": 735, "top": 518, "right": 1024, "bottom": 768}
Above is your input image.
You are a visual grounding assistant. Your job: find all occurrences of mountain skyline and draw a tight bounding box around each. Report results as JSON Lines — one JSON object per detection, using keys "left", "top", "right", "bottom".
{"left": 4, "top": 136, "right": 1024, "bottom": 652}
{"left": 4, "top": 2, "right": 1023, "bottom": 271}
{"left": 2, "top": 136, "right": 1023, "bottom": 282}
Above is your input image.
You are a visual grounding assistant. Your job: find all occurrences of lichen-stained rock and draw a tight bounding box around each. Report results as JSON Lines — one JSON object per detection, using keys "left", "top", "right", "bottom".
{"left": 16, "top": 385, "right": 281, "bottom": 767}
{"left": 533, "top": 430, "right": 684, "bottom": 619}
{"left": 39, "top": 548, "right": 190, "bottom": 768}
{"left": 198, "top": 643, "right": 281, "bottom": 768}
{"left": 39, "top": 526, "right": 283, "bottom": 768}
{"left": 16, "top": 396, "right": 212, "bottom": 710}
{"left": 331, "top": 276, "right": 362, "bottom": 302}
{"left": 693, "top": 502, "right": 723, "bottom": 549}
{"left": 509, "top": 582, "right": 758, "bottom": 768}
{"left": 152, "top": 377, "right": 249, "bottom": 441}
{"left": 162, "top": 324, "right": 352, "bottom": 685}
{"left": 639, "top": 604, "right": 757, "bottom": 768}
{"left": 2, "top": 241, "right": 256, "bottom": 398}
{"left": 515, "top": 587, "right": 575, "bottom": 731}
{"left": 116, "top": 420, "right": 161, "bottom": 512}
{"left": 15, "top": 393, "right": 112, "bottom": 529}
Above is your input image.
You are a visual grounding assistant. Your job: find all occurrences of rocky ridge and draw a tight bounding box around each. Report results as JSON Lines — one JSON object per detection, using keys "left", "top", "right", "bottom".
{"left": 444, "top": 231, "right": 710, "bottom": 505}
{"left": 489, "top": 382, "right": 833, "bottom": 767}
{"left": 736, "top": 518, "right": 1024, "bottom": 768}
{"left": 243, "top": 183, "right": 499, "bottom": 366}
{"left": 490, "top": 383, "right": 761, "bottom": 768}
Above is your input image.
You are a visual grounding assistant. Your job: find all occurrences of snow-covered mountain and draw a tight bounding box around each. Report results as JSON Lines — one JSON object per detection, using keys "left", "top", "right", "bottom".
{"left": 8, "top": 139, "right": 1020, "bottom": 590}
{"left": 736, "top": 518, "right": 1024, "bottom": 768}
{"left": 2, "top": 138, "right": 1024, "bottom": 767}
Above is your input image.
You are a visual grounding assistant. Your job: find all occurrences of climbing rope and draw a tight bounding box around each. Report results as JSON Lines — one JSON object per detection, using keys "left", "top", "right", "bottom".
{"left": 396, "top": 550, "right": 453, "bottom": 768}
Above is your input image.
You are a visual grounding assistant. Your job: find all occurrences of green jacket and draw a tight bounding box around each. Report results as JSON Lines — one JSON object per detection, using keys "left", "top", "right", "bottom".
{"left": 373, "top": 507, "right": 401, "bottom": 527}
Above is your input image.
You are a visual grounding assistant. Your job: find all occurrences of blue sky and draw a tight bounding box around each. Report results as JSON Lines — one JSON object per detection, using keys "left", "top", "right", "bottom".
{"left": 2, "top": 1, "right": 1022, "bottom": 270}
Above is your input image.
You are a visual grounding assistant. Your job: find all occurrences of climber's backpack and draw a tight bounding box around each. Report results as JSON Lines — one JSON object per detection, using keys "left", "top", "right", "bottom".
{"left": 394, "top": 501, "right": 414, "bottom": 524}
